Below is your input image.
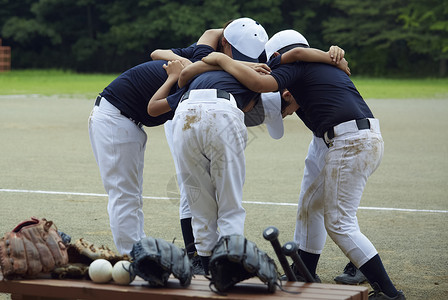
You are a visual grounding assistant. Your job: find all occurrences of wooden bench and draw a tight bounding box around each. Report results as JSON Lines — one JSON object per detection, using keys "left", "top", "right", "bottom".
{"left": 0, "top": 274, "right": 368, "bottom": 300}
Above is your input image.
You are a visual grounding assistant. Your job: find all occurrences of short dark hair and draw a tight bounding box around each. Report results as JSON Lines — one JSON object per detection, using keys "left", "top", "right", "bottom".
{"left": 217, "top": 19, "right": 234, "bottom": 53}
{"left": 279, "top": 89, "right": 289, "bottom": 112}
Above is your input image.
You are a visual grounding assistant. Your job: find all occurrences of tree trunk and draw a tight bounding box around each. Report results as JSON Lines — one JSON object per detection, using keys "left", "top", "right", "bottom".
{"left": 439, "top": 58, "right": 446, "bottom": 77}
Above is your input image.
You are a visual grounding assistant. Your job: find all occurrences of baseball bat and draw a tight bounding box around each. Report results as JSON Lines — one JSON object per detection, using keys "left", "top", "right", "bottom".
{"left": 263, "top": 226, "right": 297, "bottom": 281}
{"left": 282, "top": 241, "right": 315, "bottom": 283}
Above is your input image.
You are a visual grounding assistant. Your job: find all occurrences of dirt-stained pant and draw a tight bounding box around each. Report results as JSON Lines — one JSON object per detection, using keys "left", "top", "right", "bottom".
{"left": 172, "top": 89, "right": 247, "bottom": 257}
{"left": 295, "top": 119, "right": 384, "bottom": 268}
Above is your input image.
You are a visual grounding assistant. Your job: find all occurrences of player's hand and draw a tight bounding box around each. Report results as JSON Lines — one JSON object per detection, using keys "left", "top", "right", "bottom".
{"left": 180, "top": 58, "right": 193, "bottom": 68}
{"left": 328, "top": 45, "right": 345, "bottom": 64}
{"left": 338, "top": 58, "right": 351, "bottom": 76}
{"left": 163, "top": 60, "right": 184, "bottom": 78}
{"left": 249, "top": 63, "right": 271, "bottom": 75}
{"left": 202, "top": 52, "right": 227, "bottom": 65}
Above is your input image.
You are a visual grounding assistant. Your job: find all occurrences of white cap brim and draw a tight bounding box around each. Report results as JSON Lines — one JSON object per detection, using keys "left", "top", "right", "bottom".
{"left": 244, "top": 92, "right": 284, "bottom": 139}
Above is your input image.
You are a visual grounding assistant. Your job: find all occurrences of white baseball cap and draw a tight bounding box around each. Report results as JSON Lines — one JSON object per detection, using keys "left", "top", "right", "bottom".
{"left": 223, "top": 17, "right": 269, "bottom": 63}
{"left": 244, "top": 92, "right": 284, "bottom": 139}
{"left": 265, "top": 29, "right": 309, "bottom": 61}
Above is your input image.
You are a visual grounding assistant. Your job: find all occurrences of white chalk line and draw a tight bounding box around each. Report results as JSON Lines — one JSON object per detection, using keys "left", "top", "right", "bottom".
{"left": 1, "top": 188, "right": 447, "bottom": 214}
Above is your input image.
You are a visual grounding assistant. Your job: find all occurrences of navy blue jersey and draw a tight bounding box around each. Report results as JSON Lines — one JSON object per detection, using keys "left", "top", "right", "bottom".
{"left": 166, "top": 70, "right": 259, "bottom": 111}
{"left": 270, "top": 56, "right": 373, "bottom": 137}
{"left": 101, "top": 60, "right": 174, "bottom": 127}
{"left": 166, "top": 44, "right": 258, "bottom": 111}
{"left": 171, "top": 43, "right": 196, "bottom": 60}
{"left": 100, "top": 45, "right": 211, "bottom": 127}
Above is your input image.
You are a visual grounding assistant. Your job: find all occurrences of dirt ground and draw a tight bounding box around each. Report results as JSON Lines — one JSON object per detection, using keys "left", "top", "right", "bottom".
{"left": 0, "top": 95, "right": 447, "bottom": 300}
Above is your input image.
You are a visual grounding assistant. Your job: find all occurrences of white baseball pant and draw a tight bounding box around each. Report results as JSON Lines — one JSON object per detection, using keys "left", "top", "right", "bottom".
{"left": 296, "top": 119, "right": 384, "bottom": 268}
{"left": 172, "top": 89, "right": 248, "bottom": 256}
{"left": 88, "top": 97, "right": 147, "bottom": 255}
{"left": 164, "top": 120, "right": 191, "bottom": 219}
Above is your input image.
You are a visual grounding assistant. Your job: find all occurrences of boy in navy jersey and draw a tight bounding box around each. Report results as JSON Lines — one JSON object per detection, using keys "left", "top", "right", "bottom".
{"left": 200, "top": 30, "right": 405, "bottom": 299}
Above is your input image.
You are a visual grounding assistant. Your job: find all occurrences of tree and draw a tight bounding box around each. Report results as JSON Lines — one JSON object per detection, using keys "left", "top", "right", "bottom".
{"left": 397, "top": 0, "right": 448, "bottom": 76}
{"left": 321, "top": 0, "right": 412, "bottom": 76}
{"left": 0, "top": 0, "right": 444, "bottom": 76}
{"left": 321, "top": 0, "right": 445, "bottom": 77}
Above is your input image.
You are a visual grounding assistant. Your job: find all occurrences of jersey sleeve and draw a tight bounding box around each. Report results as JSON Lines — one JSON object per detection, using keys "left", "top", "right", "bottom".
{"left": 191, "top": 44, "right": 215, "bottom": 61}
{"left": 171, "top": 43, "right": 196, "bottom": 59}
{"left": 166, "top": 86, "right": 188, "bottom": 112}
{"left": 270, "top": 57, "right": 302, "bottom": 91}
{"left": 171, "top": 43, "right": 214, "bottom": 63}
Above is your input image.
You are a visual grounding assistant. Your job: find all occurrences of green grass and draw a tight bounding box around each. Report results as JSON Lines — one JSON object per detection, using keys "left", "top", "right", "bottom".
{"left": 0, "top": 70, "right": 117, "bottom": 98}
{"left": 352, "top": 77, "right": 448, "bottom": 99}
{"left": 0, "top": 69, "right": 447, "bottom": 99}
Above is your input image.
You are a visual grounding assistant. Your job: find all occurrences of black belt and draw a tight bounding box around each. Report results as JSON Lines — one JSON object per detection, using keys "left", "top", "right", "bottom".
{"left": 180, "top": 89, "right": 231, "bottom": 102}
{"left": 323, "top": 118, "right": 370, "bottom": 148}
{"left": 326, "top": 118, "right": 370, "bottom": 140}
{"left": 95, "top": 95, "right": 143, "bottom": 128}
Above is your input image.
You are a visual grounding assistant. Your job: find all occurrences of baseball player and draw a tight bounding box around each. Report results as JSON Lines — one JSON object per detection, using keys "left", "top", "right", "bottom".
{"left": 266, "top": 30, "right": 367, "bottom": 285}
{"left": 149, "top": 26, "right": 271, "bottom": 275}
{"left": 88, "top": 29, "right": 231, "bottom": 257}
{"left": 200, "top": 30, "right": 406, "bottom": 299}
{"left": 147, "top": 17, "right": 276, "bottom": 274}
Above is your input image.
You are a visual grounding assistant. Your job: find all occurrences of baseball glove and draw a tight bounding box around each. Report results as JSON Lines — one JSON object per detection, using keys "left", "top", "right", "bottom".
{"left": 50, "top": 238, "right": 130, "bottom": 279}
{"left": 51, "top": 263, "right": 90, "bottom": 279}
{"left": 208, "top": 234, "right": 278, "bottom": 293}
{"left": 0, "top": 217, "right": 69, "bottom": 279}
{"left": 129, "top": 236, "right": 192, "bottom": 287}
{"left": 67, "top": 238, "right": 129, "bottom": 265}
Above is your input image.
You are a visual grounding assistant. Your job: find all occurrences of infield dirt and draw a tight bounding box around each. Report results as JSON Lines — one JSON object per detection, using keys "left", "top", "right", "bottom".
{"left": 1, "top": 96, "right": 447, "bottom": 300}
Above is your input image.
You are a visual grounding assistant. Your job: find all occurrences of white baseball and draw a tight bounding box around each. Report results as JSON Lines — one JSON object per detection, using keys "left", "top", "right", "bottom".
{"left": 112, "top": 260, "right": 135, "bottom": 285}
{"left": 88, "top": 259, "right": 113, "bottom": 283}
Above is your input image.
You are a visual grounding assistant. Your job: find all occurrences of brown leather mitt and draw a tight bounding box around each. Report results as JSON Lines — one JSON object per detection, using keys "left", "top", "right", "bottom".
{"left": 0, "top": 217, "right": 69, "bottom": 279}
{"left": 67, "top": 238, "right": 130, "bottom": 266}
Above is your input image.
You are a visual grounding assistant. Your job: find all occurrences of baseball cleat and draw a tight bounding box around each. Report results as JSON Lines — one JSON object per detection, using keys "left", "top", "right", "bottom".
{"left": 334, "top": 262, "right": 367, "bottom": 285}
{"left": 190, "top": 253, "right": 206, "bottom": 275}
{"left": 368, "top": 283, "right": 406, "bottom": 299}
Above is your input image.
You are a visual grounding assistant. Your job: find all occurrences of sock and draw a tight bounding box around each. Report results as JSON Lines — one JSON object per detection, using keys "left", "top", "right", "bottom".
{"left": 298, "top": 250, "right": 320, "bottom": 277}
{"left": 200, "top": 256, "right": 210, "bottom": 275}
{"left": 359, "top": 254, "right": 398, "bottom": 297}
{"left": 180, "top": 218, "right": 196, "bottom": 255}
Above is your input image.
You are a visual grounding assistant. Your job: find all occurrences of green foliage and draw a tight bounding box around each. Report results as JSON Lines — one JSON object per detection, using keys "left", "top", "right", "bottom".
{"left": 321, "top": 0, "right": 446, "bottom": 76}
{"left": 397, "top": 0, "right": 448, "bottom": 57}
{"left": 0, "top": 0, "right": 446, "bottom": 76}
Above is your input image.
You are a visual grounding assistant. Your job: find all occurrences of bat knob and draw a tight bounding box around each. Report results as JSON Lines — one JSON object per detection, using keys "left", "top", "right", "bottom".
{"left": 263, "top": 226, "right": 279, "bottom": 241}
{"left": 282, "top": 241, "right": 298, "bottom": 256}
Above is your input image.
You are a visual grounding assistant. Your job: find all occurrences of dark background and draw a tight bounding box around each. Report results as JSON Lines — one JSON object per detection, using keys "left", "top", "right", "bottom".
{"left": 1, "top": 0, "right": 447, "bottom": 76}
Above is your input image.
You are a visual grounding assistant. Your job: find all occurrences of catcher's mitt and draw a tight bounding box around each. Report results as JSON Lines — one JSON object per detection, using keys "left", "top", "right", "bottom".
{"left": 208, "top": 234, "right": 278, "bottom": 293}
{"left": 129, "top": 236, "right": 192, "bottom": 287}
{"left": 0, "top": 217, "right": 69, "bottom": 279}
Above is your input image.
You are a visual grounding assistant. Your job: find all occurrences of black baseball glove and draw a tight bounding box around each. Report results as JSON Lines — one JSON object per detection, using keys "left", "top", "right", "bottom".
{"left": 129, "top": 236, "right": 192, "bottom": 287}
{"left": 208, "top": 234, "right": 279, "bottom": 293}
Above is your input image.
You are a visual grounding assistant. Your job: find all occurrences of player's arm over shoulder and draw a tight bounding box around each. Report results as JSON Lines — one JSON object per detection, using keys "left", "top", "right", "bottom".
{"left": 148, "top": 60, "right": 184, "bottom": 117}
{"left": 201, "top": 52, "right": 279, "bottom": 93}
{"left": 281, "top": 47, "right": 350, "bottom": 75}
{"left": 197, "top": 28, "right": 223, "bottom": 49}
{"left": 178, "top": 61, "right": 221, "bottom": 88}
